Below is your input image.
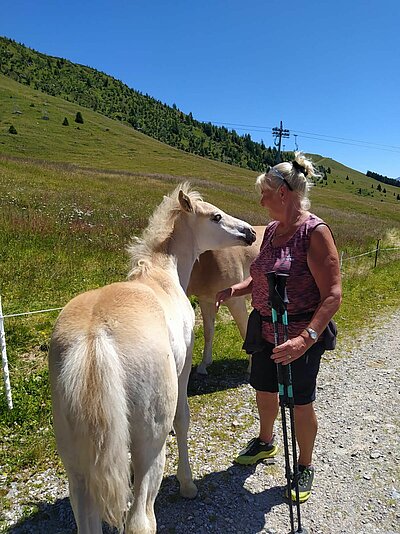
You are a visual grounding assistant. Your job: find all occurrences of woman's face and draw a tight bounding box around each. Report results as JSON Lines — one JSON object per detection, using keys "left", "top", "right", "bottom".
{"left": 260, "top": 183, "right": 281, "bottom": 215}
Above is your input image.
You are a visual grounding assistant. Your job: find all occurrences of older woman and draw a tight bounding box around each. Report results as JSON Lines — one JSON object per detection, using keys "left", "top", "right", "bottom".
{"left": 216, "top": 153, "right": 342, "bottom": 503}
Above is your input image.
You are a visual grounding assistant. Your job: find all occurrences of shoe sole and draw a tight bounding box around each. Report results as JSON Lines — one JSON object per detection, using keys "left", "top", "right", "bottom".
{"left": 285, "top": 488, "right": 311, "bottom": 504}
{"left": 234, "top": 445, "right": 278, "bottom": 465}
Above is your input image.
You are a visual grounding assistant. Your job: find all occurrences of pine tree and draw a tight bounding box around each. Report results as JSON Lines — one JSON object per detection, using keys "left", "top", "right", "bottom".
{"left": 75, "top": 111, "right": 84, "bottom": 124}
{"left": 8, "top": 125, "right": 17, "bottom": 134}
{"left": 62, "top": 117, "right": 69, "bottom": 126}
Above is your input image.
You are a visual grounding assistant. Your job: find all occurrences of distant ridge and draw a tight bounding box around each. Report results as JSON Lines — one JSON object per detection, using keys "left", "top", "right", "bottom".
{"left": 366, "top": 170, "right": 400, "bottom": 189}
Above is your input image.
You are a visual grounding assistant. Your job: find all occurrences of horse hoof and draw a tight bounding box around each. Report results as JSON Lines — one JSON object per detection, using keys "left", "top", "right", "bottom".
{"left": 180, "top": 481, "right": 198, "bottom": 499}
{"left": 195, "top": 365, "right": 208, "bottom": 376}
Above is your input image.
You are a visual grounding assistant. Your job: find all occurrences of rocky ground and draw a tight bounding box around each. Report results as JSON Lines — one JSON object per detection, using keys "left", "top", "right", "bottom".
{"left": 1, "top": 310, "right": 399, "bottom": 534}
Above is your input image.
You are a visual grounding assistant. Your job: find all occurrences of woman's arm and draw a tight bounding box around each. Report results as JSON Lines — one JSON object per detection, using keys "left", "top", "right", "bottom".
{"left": 215, "top": 276, "right": 253, "bottom": 310}
{"left": 303, "top": 224, "right": 342, "bottom": 344}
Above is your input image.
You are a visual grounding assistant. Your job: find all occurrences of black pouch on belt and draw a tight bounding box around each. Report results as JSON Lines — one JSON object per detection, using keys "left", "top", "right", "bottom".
{"left": 242, "top": 308, "right": 267, "bottom": 354}
{"left": 322, "top": 319, "right": 338, "bottom": 350}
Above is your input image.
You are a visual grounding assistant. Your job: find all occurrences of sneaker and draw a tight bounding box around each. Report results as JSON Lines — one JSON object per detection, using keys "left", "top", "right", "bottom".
{"left": 289, "top": 465, "right": 315, "bottom": 503}
{"left": 234, "top": 436, "right": 278, "bottom": 465}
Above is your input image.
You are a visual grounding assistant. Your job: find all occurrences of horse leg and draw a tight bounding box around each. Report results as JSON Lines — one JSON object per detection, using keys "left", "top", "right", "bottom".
{"left": 126, "top": 354, "right": 179, "bottom": 534}
{"left": 174, "top": 348, "right": 198, "bottom": 498}
{"left": 53, "top": 406, "right": 102, "bottom": 534}
{"left": 196, "top": 298, "right": 216, "bottom": 375}
{"left": 68, "top": 471, "right": 103, "bottom": 534}
{"left": 226, "top": 297, "right": 252, "bottom": 374}
{"left": 126, "top": 439, "right": 166, "bottom": 534}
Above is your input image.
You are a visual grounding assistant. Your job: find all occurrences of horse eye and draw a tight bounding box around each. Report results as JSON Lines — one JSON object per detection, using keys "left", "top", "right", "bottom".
{"left": 212, "top": 213, "right": 222, "bottom": 223}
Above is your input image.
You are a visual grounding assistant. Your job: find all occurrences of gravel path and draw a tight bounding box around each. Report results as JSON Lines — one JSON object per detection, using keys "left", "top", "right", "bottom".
{"left": 1, "top": 310, "right": 399, "bottom": 534}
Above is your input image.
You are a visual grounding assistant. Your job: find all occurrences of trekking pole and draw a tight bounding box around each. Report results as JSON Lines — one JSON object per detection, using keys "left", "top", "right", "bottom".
{"left": 267, "top": 271, "right": 308, "bottom": 534}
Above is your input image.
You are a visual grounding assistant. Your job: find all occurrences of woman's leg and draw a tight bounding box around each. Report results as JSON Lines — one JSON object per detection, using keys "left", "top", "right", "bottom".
{"left": 234, "top": 390, "right": 279, "bottom": 465}
{"left": 294, "top": 402, "right": 317, "bottom": 466}
{"left": 256, "top": 390, "right": 279, "bottom": 443}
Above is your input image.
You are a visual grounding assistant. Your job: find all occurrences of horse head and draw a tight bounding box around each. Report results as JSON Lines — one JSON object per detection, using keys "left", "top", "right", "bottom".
{"left": 178, "top": 187, "right": 256, "bottom": 254}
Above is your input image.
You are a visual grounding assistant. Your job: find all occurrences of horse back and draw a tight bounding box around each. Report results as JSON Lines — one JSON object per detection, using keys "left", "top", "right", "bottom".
{"left": 51, "top": 282, "right": 165, "bottom": 347}
{"left": 49, "top": 276, "right": 193, "bottom": 390}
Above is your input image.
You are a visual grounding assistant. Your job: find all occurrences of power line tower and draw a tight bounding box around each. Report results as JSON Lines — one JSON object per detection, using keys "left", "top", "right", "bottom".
{"left": 272, "top": 121, "right": 290, "bottom": 163}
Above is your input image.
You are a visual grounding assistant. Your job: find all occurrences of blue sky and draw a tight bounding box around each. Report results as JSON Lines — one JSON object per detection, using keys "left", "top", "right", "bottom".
{"left": 1, "top": 0, "right": 399, "bottom": 178}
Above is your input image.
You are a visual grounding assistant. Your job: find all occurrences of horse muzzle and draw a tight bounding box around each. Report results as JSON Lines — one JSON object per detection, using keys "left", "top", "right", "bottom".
{"left": 244, "top": 226, "right": 257, "bottom": 245}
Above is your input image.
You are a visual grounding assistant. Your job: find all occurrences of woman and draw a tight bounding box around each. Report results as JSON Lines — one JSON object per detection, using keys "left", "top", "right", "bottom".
{"left": 215, "top": 153, "right": 342, "bottom": 503}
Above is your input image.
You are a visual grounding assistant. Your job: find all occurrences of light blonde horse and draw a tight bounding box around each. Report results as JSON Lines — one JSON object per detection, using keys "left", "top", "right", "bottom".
{"left": 48, "top": 183, "right": 255, "bottom": 534}
{"left": 187, "top": 226, "right": 265, "bottom": 374}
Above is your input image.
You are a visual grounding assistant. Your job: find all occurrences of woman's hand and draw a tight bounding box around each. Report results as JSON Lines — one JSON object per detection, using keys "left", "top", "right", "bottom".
{"left": 215, "top": 276, "right": 253, "bottom": 311}
{"left": 215, "top": 287, "right": 234, "bottom": 310}
{"left": 271, "top": 335, "right": 309, "bottom": 365}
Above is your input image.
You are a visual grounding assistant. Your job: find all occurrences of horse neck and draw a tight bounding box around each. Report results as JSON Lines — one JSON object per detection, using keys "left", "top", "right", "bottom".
{"left": 168, "top": 219, "right": 199, "bottom": 292}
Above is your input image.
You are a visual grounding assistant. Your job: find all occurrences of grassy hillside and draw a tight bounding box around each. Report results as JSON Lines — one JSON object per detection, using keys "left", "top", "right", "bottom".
{"left": 1, "top": 72, "right": 399, "bottom": 250}
{"left": 0, "top": 36, "right": 282, "bottom": 171}
{"left": 0, "top": 63, "right": 399, "bottom": 522}
{"left": 0, "top": 74, "right": 258, "bottom": 184}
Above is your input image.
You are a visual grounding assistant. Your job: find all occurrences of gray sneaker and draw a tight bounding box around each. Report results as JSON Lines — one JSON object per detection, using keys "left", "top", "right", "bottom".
{"left": 289, "top": 465, "right": 315, "bottom": 503}
{"left": 234, "top": 436, "right": 278, "bottom": 465}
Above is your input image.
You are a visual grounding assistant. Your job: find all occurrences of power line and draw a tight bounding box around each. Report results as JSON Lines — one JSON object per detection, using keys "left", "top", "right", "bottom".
{"left": 200, "top": 120, "right": 400, "bottom": 153}
{"left": 204, "top": 120, "right": 275, "bottom": 132}
{"left": 294, "top": 134, "right": 400, "bottom": 154}
{"left": 291, "top": 129, "right": 400, "bottom": 150}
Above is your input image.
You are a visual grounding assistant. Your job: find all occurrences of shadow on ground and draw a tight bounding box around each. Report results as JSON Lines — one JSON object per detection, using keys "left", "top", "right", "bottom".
{"left": 188, "top": 357, "right": 250, "bottom": 396}
{"left": 6, "top": 462, "right": 287, "bottom": 534}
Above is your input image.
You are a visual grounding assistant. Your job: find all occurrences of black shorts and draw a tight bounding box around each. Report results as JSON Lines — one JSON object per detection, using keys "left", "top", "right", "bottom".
{"left": 249, "top": 341, "right": 325, "bottom": 405}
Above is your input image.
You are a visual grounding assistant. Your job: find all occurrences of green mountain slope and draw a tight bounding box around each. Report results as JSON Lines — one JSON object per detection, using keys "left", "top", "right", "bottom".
{"left": 0, "top": 74, "right": 257, "bottom": 183}
{"left": 0, "top": 35, "right": 284, "bottom": 171}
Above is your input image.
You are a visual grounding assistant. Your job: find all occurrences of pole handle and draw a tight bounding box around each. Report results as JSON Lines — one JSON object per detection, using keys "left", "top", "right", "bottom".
{"left": 267, "top": 271, "right": 289, "bottom": 313}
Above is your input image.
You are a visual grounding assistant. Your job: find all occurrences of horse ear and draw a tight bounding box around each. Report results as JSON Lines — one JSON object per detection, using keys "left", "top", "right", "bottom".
{"left": 178, "top": 190, "right": 193, "bottom": 213}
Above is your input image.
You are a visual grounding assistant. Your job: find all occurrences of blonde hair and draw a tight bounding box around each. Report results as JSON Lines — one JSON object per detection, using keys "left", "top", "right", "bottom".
{"left": 255, "top": 152, "right": 321, "bottom": 210}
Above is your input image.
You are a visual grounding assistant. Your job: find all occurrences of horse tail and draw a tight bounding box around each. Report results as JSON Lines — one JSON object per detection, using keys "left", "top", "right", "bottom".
{"left": 59, "top": 330, "right": 131, "bottom": 530}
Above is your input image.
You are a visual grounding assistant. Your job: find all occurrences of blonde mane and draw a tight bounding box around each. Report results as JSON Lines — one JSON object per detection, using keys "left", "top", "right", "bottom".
{"left": 127, "top": 182, "right": 203, "bottom": 278}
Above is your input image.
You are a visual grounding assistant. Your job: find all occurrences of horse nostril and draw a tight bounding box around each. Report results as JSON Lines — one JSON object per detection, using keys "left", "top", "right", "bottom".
{"left": 246, "top": 226, "right": 257, "bottom": 244}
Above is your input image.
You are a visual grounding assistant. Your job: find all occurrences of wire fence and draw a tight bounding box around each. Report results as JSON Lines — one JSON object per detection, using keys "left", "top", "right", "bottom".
{"left": 0, "top": 297, "right": 63, "bottom": 409}
{"left": 1, "top": 242, "right": 400, "bottom": 410}
{"left": 339, "top": 240, "right": 400, "bottom": 270}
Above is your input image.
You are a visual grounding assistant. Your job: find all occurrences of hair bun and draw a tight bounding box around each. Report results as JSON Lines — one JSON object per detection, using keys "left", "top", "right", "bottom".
{"left": 292, "top": 160, "right": 308, "bottom": 176}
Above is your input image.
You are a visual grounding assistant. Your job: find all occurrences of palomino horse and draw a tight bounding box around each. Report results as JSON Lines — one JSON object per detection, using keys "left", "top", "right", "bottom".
{"left": 48, "top": 183, "right": 255, "bottom": 534}
{"left": 187, "top": 226, "right": 265, "bottom": 374}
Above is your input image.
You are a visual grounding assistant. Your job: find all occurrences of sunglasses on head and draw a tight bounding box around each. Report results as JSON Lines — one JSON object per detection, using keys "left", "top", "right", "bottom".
{"left": 265, "top": 166, "right": 293, "bottom": 191}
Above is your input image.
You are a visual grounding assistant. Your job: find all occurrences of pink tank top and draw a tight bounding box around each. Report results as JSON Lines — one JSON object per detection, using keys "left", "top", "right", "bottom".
{"left": 250, "top": 214, "right": 328, "bottom": 343}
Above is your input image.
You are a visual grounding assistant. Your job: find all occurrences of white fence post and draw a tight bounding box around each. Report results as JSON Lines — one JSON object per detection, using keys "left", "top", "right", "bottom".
{"left": 0, "top": 296, "right": 13, "bottom": 410}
